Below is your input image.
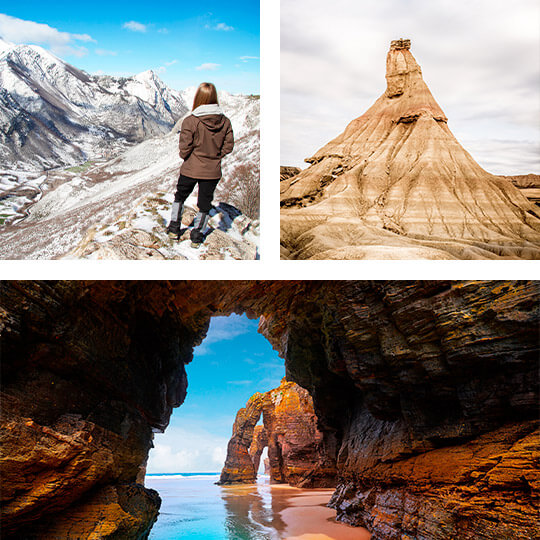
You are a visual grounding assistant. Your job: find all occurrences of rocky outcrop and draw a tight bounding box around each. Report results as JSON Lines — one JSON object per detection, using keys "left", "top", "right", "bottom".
{"left": 280, "top": 40, "right": 540, "bottom": 260}
{"left": 502, "top": 174, "right": 540, "bottom": 207}
{"left": 66, "top": 202, "right": 259, "bottom": 261}
{"left": 0, "top": 281, "right": 538, "bottom": 539}
{"left": 219, "top": 378, "right": 337, "bottom": 487}
{"left": 218, "top": 392, "right": 265, "bottom": 484}
{"left": 280, "top": 166, "right": 302, "bottom": 182}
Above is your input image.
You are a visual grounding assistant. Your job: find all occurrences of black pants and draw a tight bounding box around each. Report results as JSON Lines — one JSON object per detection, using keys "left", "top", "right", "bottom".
{"left": 174, "top": 174, "right": 220, "bottom": 213}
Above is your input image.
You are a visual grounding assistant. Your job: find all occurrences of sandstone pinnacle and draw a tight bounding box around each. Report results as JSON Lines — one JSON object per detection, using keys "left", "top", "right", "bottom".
{"left": 280, "top": 40, "right": 540, "bottom": 260}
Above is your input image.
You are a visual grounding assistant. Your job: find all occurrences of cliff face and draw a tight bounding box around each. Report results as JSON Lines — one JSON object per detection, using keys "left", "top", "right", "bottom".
{"left": 0, "top": 281, "right": 538, "bottom": 539}
{"left": 280, "top": 40, "right": 540, "bottom": 260}
{"left": 219, "top": 378, "right": 337, "bottom": 487}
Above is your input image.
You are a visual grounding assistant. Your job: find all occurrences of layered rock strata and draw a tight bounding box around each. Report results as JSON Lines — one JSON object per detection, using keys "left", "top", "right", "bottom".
{"left": 0, "top": 281, "right": 538, "bottom": 539}
{"left": 280, "top": 40, "right": 540, "bottom": 259}
{"left": 219, "top": 378, "right": 337, "bottom": 487}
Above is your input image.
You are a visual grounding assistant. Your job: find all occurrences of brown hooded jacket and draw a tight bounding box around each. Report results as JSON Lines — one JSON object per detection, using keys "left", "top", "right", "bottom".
{"left": 179, "top": 108, "right": 234, "bottom": 180}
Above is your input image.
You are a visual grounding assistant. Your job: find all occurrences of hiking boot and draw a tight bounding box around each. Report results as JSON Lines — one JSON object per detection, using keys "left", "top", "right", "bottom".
{"left": 190, "top": 211, "right": 209, "bottom": 248}
{"left": 167, "top": 221, "right": 181, "bottom": 238}
{"left": 167, "top": 202, "right": 184, "bottom": 238}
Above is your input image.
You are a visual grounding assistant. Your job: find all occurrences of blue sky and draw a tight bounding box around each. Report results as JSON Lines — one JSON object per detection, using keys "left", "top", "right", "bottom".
{"left": 147, "top": 314, "right": 284, "bottom": 473}
{"left": 0, "top": 0, "right": 259, "bottom": 93}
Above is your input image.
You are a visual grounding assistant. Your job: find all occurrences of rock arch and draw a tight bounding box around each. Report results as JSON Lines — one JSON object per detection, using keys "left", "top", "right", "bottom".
{"left": 218, "top": 378, "right": 337, "bottom": 488}
{"left": 0, "top": 281, "right": 538, "bottom": 539}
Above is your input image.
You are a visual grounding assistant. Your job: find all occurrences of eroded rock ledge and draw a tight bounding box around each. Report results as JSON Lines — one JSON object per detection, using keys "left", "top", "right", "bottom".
{"left": 0, "top": 281, "right": 538, "bottom": 539}
{"left": 219, "top": 378, "right": 337, "bottom": 487}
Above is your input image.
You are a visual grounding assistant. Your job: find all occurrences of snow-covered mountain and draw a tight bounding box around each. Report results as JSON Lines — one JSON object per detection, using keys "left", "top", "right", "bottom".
{"left": 0, "top": 39, "right": 260, "bottom": 259}
{"left": 0, "top": 38, "right": 188, "bottom": 170}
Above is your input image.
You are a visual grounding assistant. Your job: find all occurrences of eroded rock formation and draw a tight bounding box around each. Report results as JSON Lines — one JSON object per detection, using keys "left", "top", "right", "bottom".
{"left": 219, "top": 378, "right": 337, "bottom": 487}
{"left": 280, "top": 40, "right": 540, "bottom": 260}
{"left": 280, "top": 166, "right": 302, "bottom": 182}
{"left": 1, "top": 281, "right": 538, "bottom": 539}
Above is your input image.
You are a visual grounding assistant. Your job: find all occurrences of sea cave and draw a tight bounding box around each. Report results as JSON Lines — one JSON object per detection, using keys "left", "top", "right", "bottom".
{"left": 0, "top": 280, "right": 538, "bottom": 539}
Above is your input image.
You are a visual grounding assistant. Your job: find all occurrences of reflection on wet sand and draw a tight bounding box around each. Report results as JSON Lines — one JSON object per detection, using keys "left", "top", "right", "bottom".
{"left": 220, "top": 481, "right": 370, "bottom": 540}
{"left": 221, "top": 482, "right": 287, "bottom": 539}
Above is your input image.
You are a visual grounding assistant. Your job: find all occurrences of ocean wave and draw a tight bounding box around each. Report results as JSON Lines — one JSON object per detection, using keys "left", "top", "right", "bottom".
{"left": 146, "top": 473, "right": 220, "bottom": 479}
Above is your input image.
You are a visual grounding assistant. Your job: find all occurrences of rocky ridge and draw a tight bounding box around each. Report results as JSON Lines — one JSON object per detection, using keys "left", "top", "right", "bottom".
{"left": 280, "top": 40, "right": 540, "bottom": 260}
{"left": 0, "top": 281, "right": 538, "bottom": 539}
{"left": 0, "top": 38, "right": 188, "bottom": 171}
{"left": 219, "top": 378, "right": 336, "bottom": 487}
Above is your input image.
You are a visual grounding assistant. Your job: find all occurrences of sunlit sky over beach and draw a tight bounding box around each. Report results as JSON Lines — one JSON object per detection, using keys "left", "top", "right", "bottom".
{"left": 147, "top": 314, "right": 284, "bottom": 473}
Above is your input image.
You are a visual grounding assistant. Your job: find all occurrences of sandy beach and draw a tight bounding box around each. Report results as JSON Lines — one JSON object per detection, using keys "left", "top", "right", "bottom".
{"left": 279, "top": 488, "right": 370, "bottom": 540}
{"left": 221, "top": 482, "right": 370, "bottom": 540}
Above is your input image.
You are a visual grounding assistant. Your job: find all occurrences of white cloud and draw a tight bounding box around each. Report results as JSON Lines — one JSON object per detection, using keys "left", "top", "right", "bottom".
{"left": 122, "top": 21, "right": 147, "bottom": 33}
{"left": 196, "top": 62, "right": 220, "bottom": 71}
{"left": 281, "top": 0, "right": 540, "bottom": 174}
{"left": 158, "top": 28, "right": 169, "bottom": 34}
{"left": 194, "top": 314, "right": 256, "bottom": 355}
{"left": 214, "top": 22, "right": 234, "bottom": 31}
{"left": 240, "top": 55, "right": 259, "bottom": 62}
{"left": 95, "top": 49, "right": 117, "bottom": 56}
{"left": 147, "top": 426, "right": 229, "bottom": 473}
{"left": 164, "top": 59, "right": 178, "bottom": 67}
{"left": 0, "top": 13, "right": 95, "bottom": 57}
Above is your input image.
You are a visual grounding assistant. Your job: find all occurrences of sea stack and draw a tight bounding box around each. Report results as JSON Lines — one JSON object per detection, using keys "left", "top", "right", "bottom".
{"left": 218, "top": 379, "right": 337, "bottom": 487}
{"left": 280, "top": 39, "right": 540, "bottom": 259}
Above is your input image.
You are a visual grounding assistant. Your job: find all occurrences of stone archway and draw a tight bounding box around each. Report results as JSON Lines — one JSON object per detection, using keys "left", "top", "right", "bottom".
{"left": 218, "top": 378, "right": 337, "bottom": 488}
{"left": 0, "top": 281, "right": 538, "bottom": 539}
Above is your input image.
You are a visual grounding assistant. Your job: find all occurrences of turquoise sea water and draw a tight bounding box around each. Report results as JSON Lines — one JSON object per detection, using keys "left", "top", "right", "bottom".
{"left": 146, "top": 474, "right": 285, "bottom": 540}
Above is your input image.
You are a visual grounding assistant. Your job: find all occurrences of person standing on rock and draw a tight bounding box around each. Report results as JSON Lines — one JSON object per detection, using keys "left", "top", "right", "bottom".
{"left": 167, "top": 82, "right": 234, "bottom": 245}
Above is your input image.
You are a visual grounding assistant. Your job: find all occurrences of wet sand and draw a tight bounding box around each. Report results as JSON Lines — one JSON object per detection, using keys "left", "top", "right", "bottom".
{"left": 280, "top": 488, "right": 370, "bottom": 540}
{"left": 222, "top": 483, "right": 370, "bottom": 540}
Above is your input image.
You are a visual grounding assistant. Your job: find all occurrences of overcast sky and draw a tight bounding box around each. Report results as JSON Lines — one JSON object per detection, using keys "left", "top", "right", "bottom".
{"left": 281, "top": 0, "right": 540, "bottom": 175}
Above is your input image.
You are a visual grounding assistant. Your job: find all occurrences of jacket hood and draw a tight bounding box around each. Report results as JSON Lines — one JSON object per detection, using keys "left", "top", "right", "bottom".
{"left": 192, "top": 104, "right": 227, "bottom": 131}
{"left": 192, "top": 104, "right": 223, "bottom": 116}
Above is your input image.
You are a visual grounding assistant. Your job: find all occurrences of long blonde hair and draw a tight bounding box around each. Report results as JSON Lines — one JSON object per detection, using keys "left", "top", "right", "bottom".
{"left": 193, "top": 82, "right": 219, "bottom": 110}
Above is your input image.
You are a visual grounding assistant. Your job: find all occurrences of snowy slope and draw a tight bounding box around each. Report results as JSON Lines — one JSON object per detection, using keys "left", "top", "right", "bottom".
{"left": 0, "top": 41, "right": 188, "bottom": 171}
{"left": 0, "top": 96, "right": 259, "bottom": 259}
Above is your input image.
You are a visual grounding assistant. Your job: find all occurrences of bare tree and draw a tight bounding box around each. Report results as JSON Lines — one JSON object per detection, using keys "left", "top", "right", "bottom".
{"left": 221, "top": 162, "right": 260, "bottom": 219}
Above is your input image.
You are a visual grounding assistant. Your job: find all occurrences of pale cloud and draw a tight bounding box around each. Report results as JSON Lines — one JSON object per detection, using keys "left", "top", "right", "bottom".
{"left": 240, "top": 56, "right": 259, "bottom": 62}
{"left": 154, "top": 61, "right": 177, "bottom": 74}
{"left": 0, "top": 13, "right": 94, "bottom": 57}
{"left": 147, "top": 426, "right": 229, "bottom": 473}
{"left": 95, "top": 49, "right": 117, "bottom": 56}
{"left": 281, "top": 0, "right": 540, "bottom": 174}
{"left": 214, "top": 22, "right": 234, "bottom": 31}
{"left": 227, "top": 380, "right": 253, "bottom": 385}
{"left": 122, "top": 21, "right": 147, "bottom": 33}
{"left": 195, "top": 314, "right": 256, "bottom": 355}
{"left": 196, "top": 62, "right": 220, "bottom": 71}
{"left": 158, "top": 28, "right": 169, "bottom": 34}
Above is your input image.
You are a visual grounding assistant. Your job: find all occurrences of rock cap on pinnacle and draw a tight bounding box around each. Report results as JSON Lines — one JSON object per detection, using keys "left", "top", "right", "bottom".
{"left": 390, "top": 38, "right": 411, "bottom": 50}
